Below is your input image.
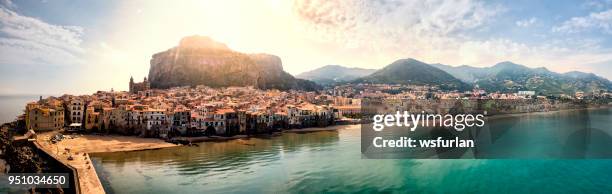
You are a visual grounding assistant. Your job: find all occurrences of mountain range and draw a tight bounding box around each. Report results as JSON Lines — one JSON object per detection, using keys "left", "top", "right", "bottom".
{"left": 148, "top": 36, "right": 319, "bottom": 91}
{"left": 432, "top": 61, "right": 612, "bottom": 94}
{"left": 354, "top": 58, "right": 472, "bottom": 91}
{"left": 296, "top": 65, "right": 376, "bottom": 85}
{"left": 299, "top": 58, "right": 612, "bottom": 95}
{"left": 146, "top": 35, "right": 611, "bottom": 95}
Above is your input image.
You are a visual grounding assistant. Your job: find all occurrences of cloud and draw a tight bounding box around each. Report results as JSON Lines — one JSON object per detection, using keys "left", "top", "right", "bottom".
{"left": 582, "top": 0, "right": 612, "bottom": 10}
{"left": 290, "top": 0, "right": 612, "bottom": 78}
{"left": 0, "top": 0, "right": 16, "bottom": 9}
{"left": 552, "top": 9, "right": 612, "bottom": 34}
{"left": 292, "top": 0, "right": 504, "bottom": 58}
{"left": 457, "top": 38, "right": 612, "bottom": 68}
{"left": 0, "top": 6, "right": 84, "bottom": 66}
{"left": 516, "top": 17, "right": 537, "bottom": 27}
{"left": 292, "top": 0, "right": 519, "bottom": 65}
{"left": 294, "top": 0, "right": 502, "bottom": 36}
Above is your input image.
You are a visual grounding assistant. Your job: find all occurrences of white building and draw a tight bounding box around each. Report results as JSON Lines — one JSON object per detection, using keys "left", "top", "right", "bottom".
{"left": 68, "top": 99, "right": 84, "bottom": 124}
{"left": 518, "top": 91, "right": 536, "bottom": 96}
{"left": 144, "top": 109, "right": 167, "bottom": 130}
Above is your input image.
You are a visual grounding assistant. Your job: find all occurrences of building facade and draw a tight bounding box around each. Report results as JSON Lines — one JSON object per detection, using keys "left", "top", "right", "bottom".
{"left": 26, "top": 107, "right": 64, "bottom": 131}
{"left": 67, "top": 99, "right": 84, "bottom": 125}
{"left": 129, "top": 76, "right": 150, "bottom": 94}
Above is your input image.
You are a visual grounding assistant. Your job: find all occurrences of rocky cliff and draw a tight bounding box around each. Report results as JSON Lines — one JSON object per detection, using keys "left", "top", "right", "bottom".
{"left": 148, "top": 36, "right": 319, "bottom": 91}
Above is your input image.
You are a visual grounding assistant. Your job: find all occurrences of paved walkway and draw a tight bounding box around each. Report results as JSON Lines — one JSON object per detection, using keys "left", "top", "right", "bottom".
{"left": 36, "top": 132, "right": 178, "bottom": 194}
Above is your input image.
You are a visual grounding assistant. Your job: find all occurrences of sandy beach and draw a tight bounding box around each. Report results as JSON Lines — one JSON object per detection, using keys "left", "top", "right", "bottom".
{"left": 35, "top": 132, "right": 177, "bottom": 194}
{"left": 30, "top": 125, "right": 357, "bottom": 194}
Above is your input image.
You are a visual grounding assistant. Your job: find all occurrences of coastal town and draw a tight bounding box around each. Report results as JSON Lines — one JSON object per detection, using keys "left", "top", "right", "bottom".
{"left": 1, "top": 76, "right": 611, "bottom": 193}
{"left": 21, "top": 77, "right": 341, "bottom": 139}
{"left": 18, "top": 77, "right": 612, "bottom": 139}
{"left": 4, "top": 1, "right": 612, "bottom": 193}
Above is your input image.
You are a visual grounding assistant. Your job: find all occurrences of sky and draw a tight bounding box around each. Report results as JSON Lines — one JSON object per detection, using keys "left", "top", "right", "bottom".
{"left": 1, "top": 0, "right": 612, "bottom": 95}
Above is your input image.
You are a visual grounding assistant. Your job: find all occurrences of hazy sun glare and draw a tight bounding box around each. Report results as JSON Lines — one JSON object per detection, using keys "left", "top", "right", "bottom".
{"left": 37, "top": 0, "right": 612, "bottom": 94}
{"left": 90, "top": 0, "right": 335, "bottom": 92}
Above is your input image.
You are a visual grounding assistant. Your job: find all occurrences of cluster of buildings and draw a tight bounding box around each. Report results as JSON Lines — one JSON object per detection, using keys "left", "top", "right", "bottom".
{"left": 330, "top": 83, "right": 612, "bottom": 100}
{"left": 323, "top": 83, "right": 611, "bottom": 117}
{"left": 20, "top": 81, "right": 611, "bottom": 138}
{"left": 22, "top": 79, "right": 344, "bottom": 138}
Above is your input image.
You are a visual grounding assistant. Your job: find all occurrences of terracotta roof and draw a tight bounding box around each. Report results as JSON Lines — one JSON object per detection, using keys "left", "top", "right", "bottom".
{"left": 215, "top": 108, "right": 235, "bottom": 114}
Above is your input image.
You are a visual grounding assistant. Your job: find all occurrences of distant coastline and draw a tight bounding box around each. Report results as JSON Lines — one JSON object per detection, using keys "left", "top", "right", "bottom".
{"left": 486, "top": 105, "right": 612, "bottom": 120}
{"left": 0, "top": 95, "right": 39, "bottom": 123}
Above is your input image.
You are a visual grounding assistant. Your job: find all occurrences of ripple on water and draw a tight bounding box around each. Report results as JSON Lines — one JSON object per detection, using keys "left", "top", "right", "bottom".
{"left": 92, "top": 116, "right": 612, "bottom": 194}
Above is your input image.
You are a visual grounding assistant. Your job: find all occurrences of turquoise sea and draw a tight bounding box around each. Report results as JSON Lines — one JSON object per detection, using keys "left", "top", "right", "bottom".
{"left": 91, "top": 108, "right": 612, "bottom": 193}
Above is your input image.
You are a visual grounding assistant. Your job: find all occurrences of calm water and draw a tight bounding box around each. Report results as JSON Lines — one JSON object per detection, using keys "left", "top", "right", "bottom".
{"left": 0, "top": 95, "right": 39, "bottom": 123}
{"left": 92, "top": 108, "right": 612, "bottom": 194}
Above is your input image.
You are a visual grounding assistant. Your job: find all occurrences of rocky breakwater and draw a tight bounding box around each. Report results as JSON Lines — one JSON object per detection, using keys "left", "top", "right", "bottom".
{"left": 148, "top": 35, "right": 319, "bottom": 91}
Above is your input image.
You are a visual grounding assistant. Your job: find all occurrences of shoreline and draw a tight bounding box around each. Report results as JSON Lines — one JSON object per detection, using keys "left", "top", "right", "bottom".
{"left": 168, "top": 124, "right": 359, "bottom": 144}
{"left": 26, "top": 106, "right": 612, "bottom": 193}
{"left": 35, "top": 132, "right": 178, "bottom": 194}
{"left": 284, "top": 124, "right": 357, "bottom": 133}
{"left": 33, "top": 124, "right": 355, "bottom": 193}
{"left": 485, "top": 105, "right": 612, "bottom": 120}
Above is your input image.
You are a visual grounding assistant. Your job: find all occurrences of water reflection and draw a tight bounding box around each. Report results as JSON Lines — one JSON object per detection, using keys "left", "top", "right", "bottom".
{"left": 95, "top": 130, "right": 340, "bottom": 162}
{"left": 92, "top": 109, "right": 612, "bottom": 193}
{"left": 92, "top": 129, "right": 343, "bottom": 193}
